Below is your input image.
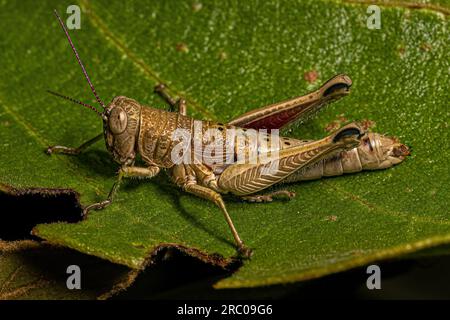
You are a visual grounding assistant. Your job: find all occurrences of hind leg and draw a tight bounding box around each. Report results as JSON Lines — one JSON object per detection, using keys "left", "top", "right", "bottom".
{"left": 170, "top": 164, "right": 252, "bottom": 258}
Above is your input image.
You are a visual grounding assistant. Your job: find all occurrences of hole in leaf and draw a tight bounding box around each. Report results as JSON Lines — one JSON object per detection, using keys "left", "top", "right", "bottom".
{"left": 114, "top": 247, "right": 241, "bottom": 299}
{"left": 0, "top": 190, "right": 82, "bottom": 241}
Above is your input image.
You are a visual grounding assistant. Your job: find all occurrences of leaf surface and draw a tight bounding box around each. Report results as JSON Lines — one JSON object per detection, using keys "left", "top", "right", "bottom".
{"left": 0, "top": 0, "right": 448, "bottom": 289}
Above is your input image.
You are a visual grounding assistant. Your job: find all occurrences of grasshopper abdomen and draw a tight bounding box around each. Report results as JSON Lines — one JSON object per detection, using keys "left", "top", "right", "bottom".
{"left": 283, "top": 132, "right": 410, "bottom": 182}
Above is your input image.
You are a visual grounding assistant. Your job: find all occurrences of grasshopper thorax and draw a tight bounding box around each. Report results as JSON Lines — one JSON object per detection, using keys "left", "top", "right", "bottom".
{"left": 103, "top": 96, "right": 142, "bottom": 165}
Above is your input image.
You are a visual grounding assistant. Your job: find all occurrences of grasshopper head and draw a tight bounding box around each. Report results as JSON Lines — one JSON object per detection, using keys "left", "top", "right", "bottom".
{"left": 359, "top": 133, "right": 410, "bottom": 170}
{"left": 50, "top": 11, "right": 140, "bottom": 165}
{"left": 103, "top": 96, "right": 141, "bottom": 165}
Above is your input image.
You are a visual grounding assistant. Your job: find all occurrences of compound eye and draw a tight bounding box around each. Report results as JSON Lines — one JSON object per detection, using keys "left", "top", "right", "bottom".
{"left": 109, "top": 107, "right": 127, "bottom": 134}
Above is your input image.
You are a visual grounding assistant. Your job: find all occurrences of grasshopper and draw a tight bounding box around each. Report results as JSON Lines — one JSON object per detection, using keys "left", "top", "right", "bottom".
{"left": 47, "top": 10, "right": 409, "bottom": 257}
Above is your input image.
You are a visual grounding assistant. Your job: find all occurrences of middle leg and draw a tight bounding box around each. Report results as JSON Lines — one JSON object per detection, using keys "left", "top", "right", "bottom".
{"left": 154, "top": 83, "right": 187, "bottom": 116}
{"left": 83, "top": 165, "right": 160, "bottom": 217}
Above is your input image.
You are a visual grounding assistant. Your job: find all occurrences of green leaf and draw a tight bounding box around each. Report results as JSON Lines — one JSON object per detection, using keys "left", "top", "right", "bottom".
{"left": 0, "top": 241, "right": 134, "bottom": 300}
{"left": 0, "top": 0, "right": 448, "bottom": 290}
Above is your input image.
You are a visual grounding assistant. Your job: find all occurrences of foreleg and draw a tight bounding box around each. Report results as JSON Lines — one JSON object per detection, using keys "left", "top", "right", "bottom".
{"left": 46, "top": 134, "right": 103, "bottom": 155}
{"left": 82, "top": 166, "right": 160, "bottom": 217}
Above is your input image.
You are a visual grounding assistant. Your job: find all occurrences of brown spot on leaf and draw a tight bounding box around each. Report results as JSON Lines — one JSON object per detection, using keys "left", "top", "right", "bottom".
{"left": 359, "top": 119, "right": 376, "bottom": 131}
{"left": 397, "top": 45, "right": 406, "bottom": 57}
{"left": 324, "top": 114, "right": 348, "bottom": 132}
{"left": 304, "top": 70, "right": 319, "bottom": 84}
{"left": 420, "top": 43, "right": 432, "bottom": 52}
{"left": 219, "top": 51, "right": 228, "bottom": 61}
{"left": 325, "top": 121, "right": 340, "bottom": 132}
{"left": 176, "top": 42, "right": 189, "bottom": 53}
{"left": 192, "top": 2, "right": 202, "bottom": 12}
{"left": 338, "top": 115, "right": 348, "bottom": 123}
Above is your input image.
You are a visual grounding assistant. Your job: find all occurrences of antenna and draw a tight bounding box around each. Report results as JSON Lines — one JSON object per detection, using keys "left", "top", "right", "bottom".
{"left": 47, "top": 90, "right": 103, "bottom": 116}
{"left": 53, "top": 9, "right": 106, "bottom": 110}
